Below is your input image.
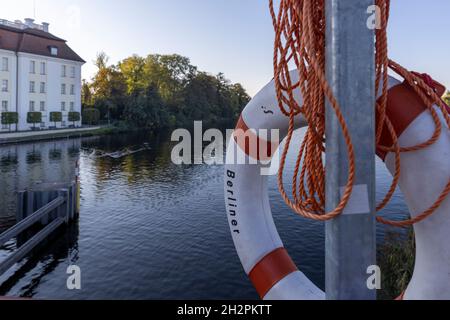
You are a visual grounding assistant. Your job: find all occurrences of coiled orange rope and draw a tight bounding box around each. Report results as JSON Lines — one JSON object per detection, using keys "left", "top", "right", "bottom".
{"left": 270, "top": 0, "right": 450, "bottom": 227}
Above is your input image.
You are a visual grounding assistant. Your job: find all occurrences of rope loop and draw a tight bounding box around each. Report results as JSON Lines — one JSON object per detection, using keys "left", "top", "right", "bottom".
{"left": 270, "top": 0, "right": 450, "bottom": 226}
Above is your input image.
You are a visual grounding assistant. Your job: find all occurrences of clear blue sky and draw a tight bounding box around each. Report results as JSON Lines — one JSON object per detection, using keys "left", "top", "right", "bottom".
{"left": 2, "top": 0, "right": 449, "bottom": 96}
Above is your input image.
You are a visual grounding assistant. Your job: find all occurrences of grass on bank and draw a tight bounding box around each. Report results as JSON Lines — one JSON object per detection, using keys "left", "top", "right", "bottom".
{"left": 377, "top": 228, "right": 415, "bottom": 300}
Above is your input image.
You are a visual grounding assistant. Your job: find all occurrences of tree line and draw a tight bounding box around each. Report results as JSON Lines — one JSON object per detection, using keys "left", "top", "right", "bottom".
{"left": 81, "top": 53, "right": 251, "bottom": 130}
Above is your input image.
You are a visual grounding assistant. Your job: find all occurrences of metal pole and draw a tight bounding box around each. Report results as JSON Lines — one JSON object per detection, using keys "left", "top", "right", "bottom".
{"left": 325, "top": 0, "right": 376, "bottom": 300}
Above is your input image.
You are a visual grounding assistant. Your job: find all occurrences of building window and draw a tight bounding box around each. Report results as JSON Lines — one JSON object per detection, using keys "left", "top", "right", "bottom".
{"left": 40, "top": 82, "right": 46, "bottom": 93}
{"left": 70, "top": 102, "right": 75, "bottom": 111}
{"left": 61, "top": 65, "right": 66, "bottom": 77}
{"left": 1, "top": 100, "right": 7, "bottom": 112}
{"left": 70, "top": 66, "right": 76, "bottom": 78}
{"left": 61, "top": 101, "right": 66, "bottom": 111}
{"left": 1, "top": 124, "right": 8, "bottom": 130}
{"left": 40, "top": 101, "right": 46, "bottom": 111}
{"left": 62, "top": 121, "right": 66, "bottom": 127}
{"left": 29, "top": 101, "right": 35, "bottom": 112}
{"left": 50, "top": 46, "right": 58, "bottom": 56}
{"left": 40, "top": 62, "right": 46, "bottom": 75}
{"left": 2, "top": 79, "right": 8, "bottom": 92}
{"left": 70, "top": 84, "right": 75, "bottom": 95}
{"left": 40, "top": 122, "right": 45, "bottom": 128}
{"left": 29, "top": 81, "right": 35, "bottom": 93}
{"left": 1, "top": 57, "right": 8, "bottom": 71}
{"left": 30, "top": 61, "right": 36, "bottom": 74}
{"left": 61, "top": 84, "right": 66, "bottom": 95}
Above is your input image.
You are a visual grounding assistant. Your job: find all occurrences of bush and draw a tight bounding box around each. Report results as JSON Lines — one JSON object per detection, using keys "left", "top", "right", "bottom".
{"left": 443, "top": 91, "right": 450, "bottom": 106}
{"left": 1, "top": 112, "right": 18, "bottom": 131}
{"left": 82, "top": 108, "right": 100, "bottom": 125}
{"left": 377, "top": 229, "right": 415, "bottom": 300}
{"left": 27, "top": 112, "right": 42, "bottom": 129}
{"left": 50, "top": 112, "right": 62, "bottom": 127}
{"left": 68, "top": 111, "right": 81, "bottom": 126}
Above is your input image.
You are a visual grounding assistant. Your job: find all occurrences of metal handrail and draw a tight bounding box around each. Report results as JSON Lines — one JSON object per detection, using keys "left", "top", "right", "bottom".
{"left": 0, "top": 217, "right": 65, "bottom": 275}
{"left": 0, "top": 196, "right": 65, "bottom": 247}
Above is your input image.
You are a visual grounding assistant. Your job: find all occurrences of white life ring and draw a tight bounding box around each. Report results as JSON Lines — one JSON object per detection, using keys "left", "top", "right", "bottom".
{"left": 224, "top": 70, "right": 450, "bottom": 300}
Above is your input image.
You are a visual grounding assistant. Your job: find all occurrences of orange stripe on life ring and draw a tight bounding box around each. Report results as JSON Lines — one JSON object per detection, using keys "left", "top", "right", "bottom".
{"left": 395, "top": 292, "right": 404, "bottom": 300}
{"left": 376, "top": 82, "right": 427, "bottom": 159}
{"left": 248, "top": 248, "right": 298, "bottom": 299}
{"left": 376, "top": 76, "right": 448, "bottom": 160}
{"left": 233, "top": 115, "right": 279, "bottom": 161}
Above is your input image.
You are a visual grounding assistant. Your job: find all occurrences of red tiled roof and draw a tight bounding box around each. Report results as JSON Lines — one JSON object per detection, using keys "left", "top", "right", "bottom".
{"left": 0, "top": 24, "right": 85, "bottom": 63}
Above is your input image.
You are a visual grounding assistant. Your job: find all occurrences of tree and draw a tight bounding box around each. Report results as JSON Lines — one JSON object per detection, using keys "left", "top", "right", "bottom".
{"left": 143, "top": 54, "right": 197, "bottom": 105}
{"left": 230, "top": 83, "right": 251, "bottom": 117}
{"left": 68, "top": 112, "right": 81, "bottom": 127}
{"left": 90, "top": 52, "right": 127, "bottom": 121}
{"left": 95, "top": 51, "right": 109, "bottom": 70}
{"left": 182, "top": 72, "right": 220, "bottom": 123}
{"left": 1, "top": 112, "right": 18, "bottom": 132}
{"left": 82, "top": 108, "right": 100, "bottom": 125}
{"left": 85, "top": 51, "right": 250, "bottom": 130}
{"left": 81, "top": 79, "right": 92, "bottom": 108}
{"left": 27, "top": 112, "right": 42, "bottom": 130}
{"left": 444, "top": 91, "right": 450, "bottom": 106}
{"left": 124, "top": 84, "right": 166, "bottom": 129}
{"left": 50, "top": 112, "right": 62, "bottom": 128}
{"left": 118, "top": 55, "right": 146, "bottom": 95}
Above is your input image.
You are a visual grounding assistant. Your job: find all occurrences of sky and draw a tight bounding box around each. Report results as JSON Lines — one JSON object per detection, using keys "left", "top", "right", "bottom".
{"left": 1, "top": 0, "right": 449, "bottom": 96}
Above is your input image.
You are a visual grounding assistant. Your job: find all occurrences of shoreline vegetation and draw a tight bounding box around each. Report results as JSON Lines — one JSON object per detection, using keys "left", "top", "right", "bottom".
{"left": 81, "top": 52, "right": 251, "bottom": 132}
{"left": 378, "top": 228, "right": 415, "bottom": 300}
{"left": 443, "top": 91, "right": 450, "bottom": 107}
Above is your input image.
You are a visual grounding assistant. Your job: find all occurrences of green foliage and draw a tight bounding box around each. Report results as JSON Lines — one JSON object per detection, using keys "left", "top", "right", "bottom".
{"left": 50, "top": 111, "right": 62, "bottom": 124}
{"left": 68, "top": 112, "right": 81, "bottom": 123}
{"left": 27, "top": 112, "right": 42, "bottom": 129}
{"left": 1, "top": 112, "right": 18, "bottom": 131}
{"left": 89, "top": 52, "right": 127, "bottom": 120}
{"left": 81, "top": 79, "right": 92, "bottom": 107}
{"left": 443, "top": 91, "right": 450, "bottom": 106}
{"left": 1, "top": 112, "right": 18, "bottom": 125}
{"left": 83, "top": 52, "right": 250, "bottom": 131}
{"left": 82, "top": 108, "right": 100, "bottom": 125}
{"left": 377, "top": 229, "right": 415, "bottom": 300}
{"left": 124, "top": 85, "right": 167, "bottom": 129}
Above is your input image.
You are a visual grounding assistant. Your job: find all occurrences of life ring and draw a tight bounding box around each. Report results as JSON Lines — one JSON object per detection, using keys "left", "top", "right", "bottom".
{"left": 224, "top": 70, "right": 450, "bottom": 300}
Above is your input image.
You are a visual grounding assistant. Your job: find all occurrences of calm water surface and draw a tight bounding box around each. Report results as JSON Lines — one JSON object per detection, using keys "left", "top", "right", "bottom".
{"left": 0, "top": 130, "right": 408, "bottom": 299}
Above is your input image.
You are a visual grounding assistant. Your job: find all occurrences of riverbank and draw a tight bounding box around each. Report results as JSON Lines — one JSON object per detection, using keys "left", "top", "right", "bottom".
{"left": 0, "top": 126, "right": 120, "bottom": 146}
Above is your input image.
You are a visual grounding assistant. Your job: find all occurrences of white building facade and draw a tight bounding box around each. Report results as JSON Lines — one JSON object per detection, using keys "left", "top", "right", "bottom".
{"left": 0, "top": 18, "right": 84, "bottom": 132}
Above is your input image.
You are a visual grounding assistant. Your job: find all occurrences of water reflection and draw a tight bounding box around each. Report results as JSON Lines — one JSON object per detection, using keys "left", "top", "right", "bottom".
{"left": 0, "top": 222, "right": 79, "bottom": 297}
{"left": 0, "top": 139, "right": 81, "bottom": 229}
{"left": 0, "top": 138, "right": 82, "bottom": 295}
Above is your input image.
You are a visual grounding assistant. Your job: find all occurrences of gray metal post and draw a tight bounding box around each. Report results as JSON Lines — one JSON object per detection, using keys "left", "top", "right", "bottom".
{"left": 325, "top": 0, "right": 376, "bottom": 299}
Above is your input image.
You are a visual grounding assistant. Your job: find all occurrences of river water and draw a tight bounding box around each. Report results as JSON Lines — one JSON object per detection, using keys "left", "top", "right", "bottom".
{"left": 0, "top": 130, "right": 408, "bottom": 299}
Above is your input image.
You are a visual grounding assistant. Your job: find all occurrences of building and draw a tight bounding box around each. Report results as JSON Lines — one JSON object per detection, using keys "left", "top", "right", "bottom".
{"left": 0, "top": 18, "right": 85, "bottom": 132}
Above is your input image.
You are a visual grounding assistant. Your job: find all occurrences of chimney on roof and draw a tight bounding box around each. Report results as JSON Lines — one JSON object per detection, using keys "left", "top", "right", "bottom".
{"left": 24, "top": 18, "right": 34, "bottom": 28}
{"left": 42, "top": 22, "right": 49, "bottom": 32}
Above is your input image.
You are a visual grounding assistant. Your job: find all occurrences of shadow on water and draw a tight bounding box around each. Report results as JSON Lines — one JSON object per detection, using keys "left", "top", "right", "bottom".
{"left": 0, "top": 222, "right": 79, "bottom": 297}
